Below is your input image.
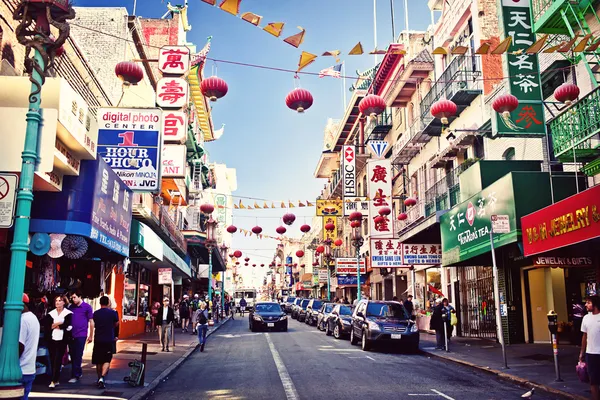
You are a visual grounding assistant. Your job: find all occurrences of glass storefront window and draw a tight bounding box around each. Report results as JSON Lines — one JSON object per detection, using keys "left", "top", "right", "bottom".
{"left": 139, "top": 268, "right": 150, "bottom": 317}
{"left": 123, "top": 276, "right": 138, "bottom": 316}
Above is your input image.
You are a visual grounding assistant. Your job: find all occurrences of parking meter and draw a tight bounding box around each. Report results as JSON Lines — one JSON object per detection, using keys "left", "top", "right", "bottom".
{"left": 547, "top": 310, "right": 558, "bottom": 334}
{"left": 547, "top": 310, "right": 562, "bottom": 381}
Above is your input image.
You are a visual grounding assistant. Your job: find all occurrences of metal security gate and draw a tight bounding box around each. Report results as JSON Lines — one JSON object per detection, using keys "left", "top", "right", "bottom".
{"left": 458, "top": 266, "right": 496, "bottom": 339}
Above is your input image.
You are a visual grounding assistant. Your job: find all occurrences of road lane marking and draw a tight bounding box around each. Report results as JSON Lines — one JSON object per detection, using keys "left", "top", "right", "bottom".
{"left": 431, "top": 389, "right": 455, "bottom": 400}
{"left": 408, "top": 395, "right": 436, "bottom": 397}
{"left": 365, "top": 355, "right": 376, "bottom": 361}
{"left": 407, "top": 390, "right": 455, "bottom": 399}
{"left": 265, "top": 333, "right": 299, "bottom": 400}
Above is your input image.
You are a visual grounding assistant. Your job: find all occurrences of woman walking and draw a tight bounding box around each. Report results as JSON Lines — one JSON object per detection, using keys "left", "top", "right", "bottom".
{"left": 195, "top": 302, "right": 209, "bottom": 352}
{"left": 44, "top": 295, "right": 73, "bottom": 388}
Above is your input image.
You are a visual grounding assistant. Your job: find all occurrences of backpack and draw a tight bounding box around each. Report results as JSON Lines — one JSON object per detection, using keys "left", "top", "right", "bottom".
{"left": 191, "top": 300, "right": 199, "bottom": 311}
{"left": 197, "top": 311, "right": 207, "bottom": 325}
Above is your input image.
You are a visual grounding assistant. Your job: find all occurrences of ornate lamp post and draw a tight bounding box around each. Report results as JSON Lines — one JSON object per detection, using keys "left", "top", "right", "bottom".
{"left": 219, "top": 244, "right": 228, "bottom": 318}
{"left": 0, "top": 2, "right": 74, "bottom": 397}
{"left": 323, "top": 239, "right": 333, "bottom": 301}
{"left": 350, "top": 213, "right": 364, "bottom": 302}
{"left": 205, "top": 216, "right": 218, "bottom": 316}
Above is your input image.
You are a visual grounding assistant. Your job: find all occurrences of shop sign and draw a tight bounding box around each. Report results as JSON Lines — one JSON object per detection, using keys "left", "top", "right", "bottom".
{"left": 98, "top": 108, "right": 162, "bottom": 192}
{"left": 367, "top": 159, "right": 392, "bottom": 238}
{"left": 344, "top": 198, "right": 369, "bottom": 217}
{"left": 162, "top": 145, "right": 187, "bottom": 178}
{"left": 370, "top": 238, "right": 403, "bottom": 268}
{"left": 158, "top": 46, "right": 190, "bottom": 75}
{"left": 36, "top": 170, "right": 63, "bottom": 191}
{"left": 491, "top": 214, "right": 511, "bottom": 234}
{"left": 0, "top": 174, "right": 17, "bottom": 228}
{"left": 494, "top": 0, "right": 545, "bottom": 136}
{"left": 158, "top": 268, "right": 173, "bottom": 284}
{"left": 342, "top": 145, "right": 356, "bottom": 198}
{"left": 316, "top": 199, "right": 343, "bottom": 216}
{"left": 322, "top": 216, "right": 337, "bottom": 242}
{"left": 402, "top": 244, "right": 442, "bottom": 265}
{"left": 337, "top": 275, "right": 367, "bottom": 286}
{"left": 90, "top": 158, "right": 133, "bottom": 256}
{"left": 335, "top": 258, "right": 366, "bottom": 275}
{"left": 440, "top": 173, "right": 518, "bottom": 266}
{"left": 156, "top": 77, "right": 189, "bottom": 109}
{"left": 318, "top": 269, "right": 328, "bottom": 283}
{"left": 162, "top": 111, "right": 187, "bottom": 143}
{"left": 533, "top": 256, "right": 593, "bottom": 267}
{"left": 133, "top": 220, "right": 164, "bottom": 260}
{"left": 54, "top": 138, "right": 81, "bottom": 174}
{"left": 312, "top": 275, "right": 319, "bottom": 286}
{"left": 521, "top": 184, "right": 600, "bottom": 256}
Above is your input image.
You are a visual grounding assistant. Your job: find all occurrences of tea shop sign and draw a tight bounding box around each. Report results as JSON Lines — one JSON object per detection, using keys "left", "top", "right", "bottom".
{"left": 521, "top": 184, "right": 600, "bottom": 257}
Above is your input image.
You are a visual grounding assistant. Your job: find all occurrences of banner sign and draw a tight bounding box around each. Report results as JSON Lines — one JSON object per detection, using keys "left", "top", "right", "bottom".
{"left": 322, "top": 216, "right": 337, "bottom": 242}
{"left": 494, "top": 0, "right": 545, "bottom": 136}
{"left": 158, "top": 46, "right": 190, "bottom": 75}
{"left": 344, "top": 198, "right": 369, "bottom": 217}
{"left": 533, "top": 256, "right": 593, "bottom": 267}
{"left": 158, "top": 267, "right": 173, "bottom": 284}
{"left": 162, "top": 145, "right": 187, "bottom": 178}
{"left": 98, "top": 108, "right": 162, "bottom": 192}
{"left": 402, "top": 244, "right": 442, "bottom": 265}
{"left": 162, "top": 111, "right": 187, "bottom": 143}
{"left": 367, "top": 159, "right": 392, "bottom": 238}
{"left": 318, "top": 269, "right": 328, "bottom": 283}
{"left": 370, "top": 238, "right": 403, "bottom": 268}
{"left": 156, "top": 77, "right": 189, "bottom": 109}
{"left": 335, "top": 258, "right": 366, "bottom": 275}
{"left": 316, "top": 199, "right": 343, "bottom": 216}
{"left": 521, "top": 184, "right": 600, "bottom": 256}
{"left": 342, "top": 145, "right": 356, "bottom": 198}
{"left": 337, "top": 275, "right": 367, "bottom": 286}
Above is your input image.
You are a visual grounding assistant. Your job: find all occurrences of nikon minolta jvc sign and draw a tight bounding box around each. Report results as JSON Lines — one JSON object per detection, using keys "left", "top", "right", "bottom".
{"left": 343, "top": 145, "right": 356, "bottom": 198}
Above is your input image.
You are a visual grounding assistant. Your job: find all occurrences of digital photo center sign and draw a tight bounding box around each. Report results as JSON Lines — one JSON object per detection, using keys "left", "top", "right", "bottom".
{"left": 97, "top": 108, "right": 162, "bottom": 192}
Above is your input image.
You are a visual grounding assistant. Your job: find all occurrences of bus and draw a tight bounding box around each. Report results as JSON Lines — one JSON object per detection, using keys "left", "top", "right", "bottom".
{"left": 234, "top": 288, "right": 257, "bottom": 311}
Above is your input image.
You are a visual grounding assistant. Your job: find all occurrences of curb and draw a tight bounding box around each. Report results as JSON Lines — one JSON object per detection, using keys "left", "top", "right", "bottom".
{"left": 130, "top": 317, "right": 231, "bottom": 400}
{"left": 421, "top": 348, "right": 587, "bottom": 400}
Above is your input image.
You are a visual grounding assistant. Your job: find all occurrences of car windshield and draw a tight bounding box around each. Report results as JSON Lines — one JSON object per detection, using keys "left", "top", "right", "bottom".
{"left": 311, "top": 301, "right": 322, "bottom": 309}
{"left": 286, "top": 297, "right": 296, "bottom": 303}
{"left": 324, "top": 304, "right": 333, "bottom": 313}
{"left": 294, "top": 299, "right": 301, "bottom": 305}
{"left": 366, "top": 302, "right": 409, "bottom": 319}
{"left": 255, "top": 303, "right": 281, "bottom": 313}
{"left": 301, "top": 299, "right": 309, "bottom": 309}
{"left": 339, "top": 306, "right": 352, "bottom": 315}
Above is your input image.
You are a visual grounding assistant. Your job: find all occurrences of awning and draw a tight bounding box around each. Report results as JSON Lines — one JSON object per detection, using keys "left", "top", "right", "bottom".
{"left": 184, "top": 234, "right": 227, "bottom": 273}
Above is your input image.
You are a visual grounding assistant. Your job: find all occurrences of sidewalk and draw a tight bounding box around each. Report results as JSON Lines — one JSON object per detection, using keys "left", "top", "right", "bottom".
{"left": 30, "top": 317, "right": 231, "bottom": 400}
{"left": 420, "top": 332, "right": 589, "bottom": 400}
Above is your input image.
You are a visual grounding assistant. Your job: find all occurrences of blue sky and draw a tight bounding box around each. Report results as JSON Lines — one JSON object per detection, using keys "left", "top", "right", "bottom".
{"left": 77, "top": 0, "right": 431, "bottom": 275}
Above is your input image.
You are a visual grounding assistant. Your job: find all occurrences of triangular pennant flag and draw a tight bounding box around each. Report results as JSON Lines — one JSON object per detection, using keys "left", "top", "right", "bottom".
{"left": 283, "top": 27, "right": 306, "bottom": 48}
{"left": 263, "top": 202, "right": 269, "bottom": 208}
{"left": 247, "top": 206, "right": 253, "bottom": 210}
{"left": 573, "top": 34, "right": 592, "bottom": 52}
{"left": 245, "top": 231, "right": 249, "bottom": 236}
{"left": 491, "top": 36, "right": 511, "bottom": 54}
{"left": 234, "top": 204, "right": 239, "bottom": 209}
{"left": 322, "top": 50, "right": 341, "bottom": 57}
{"left": 451, "top": 46, "right": 469, "bottom": 55}
{"left": 558, "top": 37, "right": 578, "bottom": 53}
{"left": 475, "top": 42, "right": 491, "bottom": 54}
{"left": 307, "top": 201, "right": 314, "bottom": 206}
{"left": 271, "top": 203, "right": 276, "bottom": 209}
{"left": 218, "top": 0, "right": 240, "bottom": 15}
{"left": 432, "top": 47, "right": 448, "bottom": 55}
{"left": 389, "top": 48, "right": 406, "bottom": 55}
{"left": 281, "top": 202, "right": 286, "bottom": 208}
{"left": 254, "top": 202, "right": 261, "bottom": 209}
{"left": 239, "top": 201, "right": 246, "bottom": 209}
{"left": 298, "top": 202, "right": 306, "bottom": 207}
{"left": 260, "top": 234, "right": 263, "bottom": 239}
{"left": 348, "top": 42, "right": 363, "bottom": 55}
{"left": 585, "top": 39, "right": 600, "bottom": 52}
{"left": 263, "top": 22, "right": 285, "bottom": 37}
{"left": 241, "top": 12, "right": 262, "bottom": 26}
{"left": 525, "top": 35, "right": 547, "bottom": 54}
{"left": 202, "top": 0, "right": 216, "bottom": 4}
{"left": 369, "top": 48, "right": 387, "bottom": 55}
{"left": 297, "top": 51, "right": 317, "bottom": 72}
{"left": 289, "top": 202, "right": 295, "bottom": 208}
{"left": 543, "top": 42, "right": 563, "bottom": 53}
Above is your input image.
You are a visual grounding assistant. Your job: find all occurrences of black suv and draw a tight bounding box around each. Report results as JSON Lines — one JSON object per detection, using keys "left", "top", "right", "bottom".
{"left": 304, "top": 299, "right": 323, "bottom": 326}
{"left": 249, "top": 302, "right": 288, "bottom": 332}
{"left": 283, "top": 296, "right": 296, "bottom": 314}
{"left": 296, "top": 299, "right": 310, "bottom": 322}
{"left": 349, "top": 300, "right": 419, "bottom": 352}
{"left": 326, "top": 304, "right": 353, "bottom": 339}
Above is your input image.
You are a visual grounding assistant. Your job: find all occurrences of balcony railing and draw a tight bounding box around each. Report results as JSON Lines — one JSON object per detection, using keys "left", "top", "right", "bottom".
{"left": 365, "top": 108, "right": 393, "bottom": 142}
{"left": 551, "top": 86, "right": 600, "bottom": 160}
{"left": 423, "top": 161, "right": 475, "bottom": 216}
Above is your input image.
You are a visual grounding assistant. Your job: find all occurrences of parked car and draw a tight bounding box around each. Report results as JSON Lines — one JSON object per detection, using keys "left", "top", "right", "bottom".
{"left": 349, "top": 300, "right": 419, "bottom": 352}
{"left": 283, "top": 296, "right": 296, "bottom": 314}
{"left": 297, "top": 299, "right": 310, "bottom": 322}
{"left": 249, "top": 302, "right": 288, "bottom": 332}
{"left": 326, "top": 304, "right": 353, "bottom": 339}
{"left": 316, "top": 303, "right": 335, "bottom": 331}
{"left": 305, "top": 299, "right": 324, "bottom": 326}
{"left": 291, "top": 298, "right": 303, "bottom": 319}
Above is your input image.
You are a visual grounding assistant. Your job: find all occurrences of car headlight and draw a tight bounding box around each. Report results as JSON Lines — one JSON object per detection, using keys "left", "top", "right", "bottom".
{"left": 410, "top": 323, "right": 419, "bottom": 332}
{"left": 253, "top": 315, "right": 262, "bottom": 321}
{"left": 280, "top": 315, "right": 287, "bottom": 320}
{"left": 367, "top": 320, "right": 380, "bottom": 331}
{"left": 342, "top": 319, "right": 351, "bottom": 325}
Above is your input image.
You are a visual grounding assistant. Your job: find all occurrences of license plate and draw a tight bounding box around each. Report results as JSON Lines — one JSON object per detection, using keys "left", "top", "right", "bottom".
{"left": 267, "top": 323, "right": 275, "bottom": 327}
{"left": 391, "top": 334, "right": 402, "bottom": 339}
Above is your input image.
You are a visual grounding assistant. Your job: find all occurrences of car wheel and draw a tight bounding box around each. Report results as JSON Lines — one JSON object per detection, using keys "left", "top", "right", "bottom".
{"left": 325, "top": 322, "right": 332, "bottom": 336}
{"left": 361, "top": 330, "right": 371, "bottom": 351}
{"left": 282, "top": 324, "right": 288, "bottom": 332}
{"left": 334, "top": 324, "right": 341, "bottom": 339}
{"left": 350, "top": 327, "right": 358, "bottom": 345}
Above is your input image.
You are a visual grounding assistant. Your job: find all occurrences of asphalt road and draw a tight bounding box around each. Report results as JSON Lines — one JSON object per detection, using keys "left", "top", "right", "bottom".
{"left": 147, "top": 316, "right": 560, "bottom": 400}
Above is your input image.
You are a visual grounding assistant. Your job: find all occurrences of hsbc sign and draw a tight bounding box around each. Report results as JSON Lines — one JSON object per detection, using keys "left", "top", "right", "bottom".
{"left": 343, "top": 145, "right": 356, "bottom": 198}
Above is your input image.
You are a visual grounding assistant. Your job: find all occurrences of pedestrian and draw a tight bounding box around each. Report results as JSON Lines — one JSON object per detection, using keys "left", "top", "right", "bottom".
{"left": 230, "top": 297, "right": 236, "bottom": 320}
{"left": 239, "top": 297, "right": 247, "bottom": 316}
{"left": 195, "top": 302, "right": 209, "bottom": 352}
{"left": 392, "top": 296, "right": 399, "bottom": 301}
{"left": 580, "top": 295, "right": 600, "bottom": 399}
{"left": 404, "top": 295, "right": 415, "bottom": 317}
{"left": 224, "top": 297, "right": 230, "bottom": 319}
{"left": 190, "top": 294, "right": 200, "bottom": 334}
{"left": 430, "top": 299, "right": 445, "bottom": 350}
{"left": 151, "top": 299, "right": 159, "bottom": 332}
{"left": 145, "top": 312, "right": 152, "bottom": 332}
{"left": 173, "top": 301, "right": 180, "bottom": 328}
{"left": 44, "top": 295, "right": 73, "bottom": 388}
{"left": 92, "top": 296, "right": 119, "bottom": 389}
{"left": 180, "top": 295, "right": 190, "bottom": 333}
{"left": 68, "top": 290, "right": 94, "bottom": 383}
{"left": 156, "top": 297, "right": 174, "bottom": 352}
{"left": 20, "top": 293, "right": 39, "bottom": 400}
{"left": 441, "top": 298, "right": 455, "bottom": 341}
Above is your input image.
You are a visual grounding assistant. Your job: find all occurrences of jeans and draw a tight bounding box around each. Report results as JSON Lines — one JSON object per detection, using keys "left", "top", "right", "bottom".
{"left": 21, "top": 373, "right": 35, "bottom": 400}
{"left": 70, "top": 337, "right": 86, "bottom": 378}
{"left": 197, "top": 324, "right": 208, "bottom": 345}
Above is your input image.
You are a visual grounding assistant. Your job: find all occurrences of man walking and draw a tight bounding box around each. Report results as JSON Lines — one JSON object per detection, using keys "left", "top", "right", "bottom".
{"left": 179, "top": 295, "right": 190, "bottom": 333}
{"left": 239, "top": 297, "right": 247, "bottom": 316}
{"left": 404, "top": 295, "right": 414, "bottom": 317}
{"left": 20, "top": 293, "right": 39, "bottom": 400}
{"left": 92, "top": 296, "right": 119, "bottom": 389}
{"left": 190, "top": 294, "right": 200, "bottom": 335}
{"left": 68, "top": 290, "right": 94, "bottom": 383}
{"left": 580, "top": 295, "right": 600, "bottom": 399}
{"left": 156, "top": 297, "right": 174, "bottom": 352}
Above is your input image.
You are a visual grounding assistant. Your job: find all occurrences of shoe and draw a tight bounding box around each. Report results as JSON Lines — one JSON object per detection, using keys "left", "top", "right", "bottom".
{"left": 49, "top": 382, "right": 55, "bottom": 389}
{"left": 98, "top": 378, "right": 105, "bottom": 389}
{"left": 161, "top": 348, "right": 165, "bottom": 352}
{"left": 68, "top": 377, "right": 79, "bottom": 383}
{"left": 200, "top": 343, "right": 205, "bottom": 352}
{"left": 166, "top": 348, "right": 170, "bottom": 352}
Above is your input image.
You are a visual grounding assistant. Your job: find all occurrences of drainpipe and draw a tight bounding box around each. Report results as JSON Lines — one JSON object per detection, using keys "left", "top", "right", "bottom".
{"left": 359, "top": 117, "right": 365, "bottom": 155}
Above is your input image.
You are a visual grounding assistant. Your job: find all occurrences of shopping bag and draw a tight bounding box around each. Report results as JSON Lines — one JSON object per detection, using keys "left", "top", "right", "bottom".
{"left": 450, "top": 312, "right": 458, "bottom": 326}
{"left": 577, "top": 361, "right": 590, "bottom": 383}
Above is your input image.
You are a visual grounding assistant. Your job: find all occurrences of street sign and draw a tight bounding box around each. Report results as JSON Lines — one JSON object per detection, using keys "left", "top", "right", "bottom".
{"left": 491, "top": 214, "right": 510, "bottom": 234}
{"left": 158, "top": 268, "right": 173, "bottom": 284}
{"left": 368, "top": 140, "right": 389, "bottom": 159}
{"left": 0, "top": 174, "right": 18, "bottom": 228}
{"left": 335, "top": 258, "right": 366, "bottom": 275}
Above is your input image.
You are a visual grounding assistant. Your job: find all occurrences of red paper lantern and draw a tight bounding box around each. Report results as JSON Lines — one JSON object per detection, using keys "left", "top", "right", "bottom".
{"left": 115, "top": 61, "right": 143, "bottom": 85}
{"left": 286, "top": 88, "right": 313, "bottom": 113}
{"left": 359, "top": 94, "right": 386, "bottom": 117}
{"left": 233, "top": 250, "right": 242, "bottom": 258}
{"left": 300, "top": 224, "right": 311, "bottom": 233}
{"left": 245, "top": 263, "right": 248, "bottom": 266}
{"left": 316, "top": 245, "right": 325, "bottom": 253}
{"left": 245, "top": 257, "right": 250, "bottom": 262}
{"left": 404, "top": 198, "right": 417, "bottom": 207}
{"left": 296, "top": 250, "right": 305, "bottom": 258}
{"left": 398, "top": 213, "right": 408, "bottom": 221}
{"left": 236, "top": 262, "right": 240, "bottom": 265}
{"left": 226, "top": 225, "right": 237, "bottom": 234}
{"left": 492, "top": 93, "right": 519, "bottom": 117}
{"left": 261, "top": 264, "right": 264, "bottom": 267}
{"left": 334, "top": 239, "right": 343, "bottom": 247}
{"left": 229, "top": 253, "right": 234, "bottom": 258}
{"left": 253, "top": 264, "right": 256, "bottom": 267}
{"left": 350, "top": 220, "right": 361, "bottom": 228}
{"left": 294, "top": 263, "right": 298, "bottom": 267}
{"left": 282, "top": 213, "right": 296, "bottom": 226}
{"left": 313, "top": 262, "right": 319, "bottom": 266}
{"left": 431, "top": 99, "right": 457, "bottom": 125}
{"left": 300, "top": 264, "right": 305, "bottom": 268}
{"left": 276, "top": 226, "right": 287, "bottom": 235}
{"left": 374, "top": 215, "right": 385, "bottom": 224}
{"left": 378, "top": 207, "right": 391, "bottom": 216}
{"left": 324, "top": 223, "right": 335, "bottom": 231}
{"left": 252, "top": 226, "right": 263, "bottom": 235}
{"left": 200, "top": 203, "right": 214, "bottom": 214}
{"left": 349, "top": 211, "right": 363, "bottom": 222}
{"left": 554, "top": 83, "right": 580, "bottom": 106}
{"left": 201, "top": 76, "right": 228, "bottom": 102}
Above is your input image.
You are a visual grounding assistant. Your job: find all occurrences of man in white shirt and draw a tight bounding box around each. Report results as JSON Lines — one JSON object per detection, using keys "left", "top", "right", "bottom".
{"left": 155, "top": 298, "right": 174, "bottom": 352}
{"left": 580, "top": 295, "right": 600, "bottom": 400}
{"left": 20, "top": 293, "right": 40, "bottom": 400}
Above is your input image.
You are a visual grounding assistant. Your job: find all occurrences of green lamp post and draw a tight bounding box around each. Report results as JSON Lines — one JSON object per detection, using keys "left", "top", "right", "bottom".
{"left": 204, "top": 214, "right": 217, "bottom": 316}
{"left": 219, "top": 244, "right": 228, "bottom": 319}
{"left": 349, "top": 212, "right": 364, "bottom": 302}
{"left": 0, "top": 2, "right": 73, "bottom": 397}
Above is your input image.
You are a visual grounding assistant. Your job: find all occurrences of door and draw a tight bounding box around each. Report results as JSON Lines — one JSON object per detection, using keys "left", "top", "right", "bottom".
{"left": 384, "top": 279, "right": 393, "bottom": 300}
{"left": 527, "top": 268, "right": 550, "bottom": 342}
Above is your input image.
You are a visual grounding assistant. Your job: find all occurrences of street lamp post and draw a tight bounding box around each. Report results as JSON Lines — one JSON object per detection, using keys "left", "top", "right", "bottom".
{"left": 219, "top": 244, "right": 228, "bottom": 318}
{"left": 323, "top": 239, "right": 333, "bottom": 301}
{"left": 205, "top": 216, "right": 217, "bottom": 320}
{"left": 0, "top": 2, "right": 73, "bottom": 397}
{"left": 350, "top": 216, "right": 364, "bottom": 302}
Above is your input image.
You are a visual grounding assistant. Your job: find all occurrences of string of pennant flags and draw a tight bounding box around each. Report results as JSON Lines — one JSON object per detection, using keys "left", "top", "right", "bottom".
{"left": 234, "top": 200, "right": 314, "bottom": 210}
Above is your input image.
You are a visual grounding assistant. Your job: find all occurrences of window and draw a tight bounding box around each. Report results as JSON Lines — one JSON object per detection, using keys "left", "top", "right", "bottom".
{"left": 503, "top": 147, "right": 516, "bottom": 161}
{"left": 123, "top": 276, "right": 138, "bottom": 317}
{"left": 138, "top": 268, "right": 150, "bottom": 317}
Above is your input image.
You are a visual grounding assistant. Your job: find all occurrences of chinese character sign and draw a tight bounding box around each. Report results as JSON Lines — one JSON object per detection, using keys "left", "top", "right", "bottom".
{"left": 156, "top": 78, "right": 189, "bottom": 108}
{"left": 370, "top": 238, "right": 404, "bottom": 268}
{"left": 402, "top": 244, "right": 442, "bottom": 265}
{"left": 344, "top": 198, "right": 369, "bottom": 217}
{"left": 158, "top": 46, "right": 190, "bottom": 75}
{"left": 162, "top": 111, "right": 187, "bottom": 143}
{"left": 316, "top": 199, "right": 343, "bottom": 216}
{"left": 367, "top": 159, "right": 392, "bottom": 238}
{"left": 322, "top": 216, "right": 337, "bottom": 242}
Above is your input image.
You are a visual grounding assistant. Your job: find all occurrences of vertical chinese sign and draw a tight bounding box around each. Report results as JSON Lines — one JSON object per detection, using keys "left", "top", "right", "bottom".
{"left": 322, "top": 216, "right": 337, "bottom": 242}
{"left": 494, "top": 0, "right": 545, "bottom": 136}
{"left": 367, "top": 159, "right": 392, "bottom": 238}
